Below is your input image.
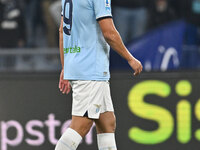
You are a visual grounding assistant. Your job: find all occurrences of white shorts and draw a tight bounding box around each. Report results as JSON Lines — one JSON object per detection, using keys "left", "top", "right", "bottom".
{"left": 70, "top": 81, "right": 114, "bottom": 119}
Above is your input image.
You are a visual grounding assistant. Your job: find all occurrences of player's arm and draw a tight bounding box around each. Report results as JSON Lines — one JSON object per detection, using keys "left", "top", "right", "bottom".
{"left": 59, "top": 16, "right": 71, "bottom": 94}
{"left": 98, "top": 18, "right": 143, "bottom": 75}
{"left": 59, "top": 16, "right": 64, "bottom": 68}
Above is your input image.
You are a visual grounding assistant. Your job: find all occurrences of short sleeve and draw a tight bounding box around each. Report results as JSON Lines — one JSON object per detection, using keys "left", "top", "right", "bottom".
{"left": 61, "top": 10, "right": 63, "bottom": 16}
{"left": 93, "top": 0, "right": 112, "bottom": 21}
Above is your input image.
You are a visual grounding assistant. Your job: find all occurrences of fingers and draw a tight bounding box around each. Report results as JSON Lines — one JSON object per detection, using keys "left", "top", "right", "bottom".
{"left": 134, "top": 70, "right": 140, "bottom": 76}
{"left": 59, "top": 81, "right": 71, "bottom": 95}
{"left": 62, "top": 83, "right": 71, "bottom": 94}
{"left": 59, "top": 70, "right": 71, "bottom": 95}
{"left": 59, "top": 70, "right": 63, "bottom": 89}
{"left": 66, "top": 83, "right": 71, "bottom": 94}
{"left": 61, "top": 82, "right": 64, "bottom": 91}
{"left": 59, "top": 80, "right": 61, "bottom": 89}
{"left": 62, "top": 84, "right": 68, "bottom": 94}
{"left": 59, "top": 82, "right": 64, "bottom": 92}
{"left": 134, "top": 66, "right": 143, "bottom": 76}
{"left": 59, "top": 75, "right": 62, "bottom": 89}
{"left": 128, "top": 59, "right": 143, "bottom": 76}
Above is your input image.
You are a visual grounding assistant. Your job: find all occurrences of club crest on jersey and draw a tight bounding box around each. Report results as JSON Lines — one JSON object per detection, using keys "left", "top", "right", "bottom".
{"left": 105, "top": 0, "right": 111, "bottom": 10}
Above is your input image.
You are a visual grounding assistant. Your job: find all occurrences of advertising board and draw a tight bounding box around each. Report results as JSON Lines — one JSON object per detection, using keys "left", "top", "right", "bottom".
{"left": 0, "top": 72, "right": 200, "bottom": 150}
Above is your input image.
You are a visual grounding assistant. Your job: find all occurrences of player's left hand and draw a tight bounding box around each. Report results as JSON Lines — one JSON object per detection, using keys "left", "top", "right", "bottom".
{"left": 59, "top": 69, "right": 71, "bottom": 94}
{"left": 128, "top": 58, "right": 143, "bottom": 76}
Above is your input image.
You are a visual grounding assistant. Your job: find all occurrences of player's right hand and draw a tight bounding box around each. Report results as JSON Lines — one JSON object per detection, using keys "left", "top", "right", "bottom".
{"left": 59, "top": 69, "right": 71, "bottom": 95}
{"left": 128, "top": 58, "right": 143, "bottom": 76}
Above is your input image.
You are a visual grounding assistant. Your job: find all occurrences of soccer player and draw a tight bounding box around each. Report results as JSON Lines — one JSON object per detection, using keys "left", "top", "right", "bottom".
{"left": 55, "top": 0, "right": 143, "bottom": 150}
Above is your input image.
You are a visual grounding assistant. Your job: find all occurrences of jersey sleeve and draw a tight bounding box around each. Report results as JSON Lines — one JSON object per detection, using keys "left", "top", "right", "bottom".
{"left": 92, "top": 0, "right": 112, "bottom": 21}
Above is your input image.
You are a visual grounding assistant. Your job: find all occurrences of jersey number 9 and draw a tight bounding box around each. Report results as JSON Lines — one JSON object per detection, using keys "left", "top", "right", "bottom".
{"left": 63, "top": 0, "right": 73, "bottom": 35}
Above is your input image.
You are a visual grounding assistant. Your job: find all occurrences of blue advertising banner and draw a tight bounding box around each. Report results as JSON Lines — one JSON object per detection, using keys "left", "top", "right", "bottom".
{"left": 110, "top": 21, "right": 186, "bottom": 71}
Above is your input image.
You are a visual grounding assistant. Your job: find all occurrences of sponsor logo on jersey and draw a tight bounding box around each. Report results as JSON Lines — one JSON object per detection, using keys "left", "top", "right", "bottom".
{"left": 64, "top": 46, "right": 81, "bottom": 54}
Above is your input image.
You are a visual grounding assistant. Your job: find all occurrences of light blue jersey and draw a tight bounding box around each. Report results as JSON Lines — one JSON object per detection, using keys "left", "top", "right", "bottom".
{"left": 61, "top": 0, "right": 112, "bottom": 81}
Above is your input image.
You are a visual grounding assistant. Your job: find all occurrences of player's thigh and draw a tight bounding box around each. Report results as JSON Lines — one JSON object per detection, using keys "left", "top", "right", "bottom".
{"left": 94, "top": 112, "right": 116, "bottom": 134}
{"left": 70, "top": 116, "right": 94, "bottom": 137}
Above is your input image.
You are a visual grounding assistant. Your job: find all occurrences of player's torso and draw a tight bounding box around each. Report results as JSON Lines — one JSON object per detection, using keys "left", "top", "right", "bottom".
{"left": 62, "top": 0, "right": 110, "bottom": 81}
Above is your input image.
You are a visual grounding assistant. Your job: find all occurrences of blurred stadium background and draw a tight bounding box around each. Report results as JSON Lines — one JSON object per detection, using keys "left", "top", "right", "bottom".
{"left": 0, "top": 0, "right": 200, "bottom": 150}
